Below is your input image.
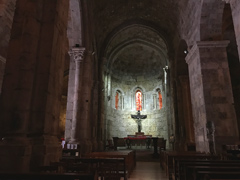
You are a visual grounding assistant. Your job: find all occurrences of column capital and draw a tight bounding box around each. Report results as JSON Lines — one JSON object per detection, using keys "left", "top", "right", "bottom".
{"left": 0, "top": 55, "right": 6, "bottom": 63}
{"left": 185, "top": 41, "right": 230, "bottom": 65}
{"left": 68, "top": 47, "right": 86, "bottom": 62}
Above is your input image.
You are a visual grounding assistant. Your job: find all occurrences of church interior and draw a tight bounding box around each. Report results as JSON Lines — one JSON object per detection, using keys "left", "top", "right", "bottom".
{"left": 0, "top": 0, "right": 240, "bottom": 179}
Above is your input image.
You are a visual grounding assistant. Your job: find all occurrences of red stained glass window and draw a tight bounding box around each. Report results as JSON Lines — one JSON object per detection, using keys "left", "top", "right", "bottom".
{"left": 136, "top": 90, "right": 142, "bottom": 111}
{"left": 115, "top": 92, "right": 119, "bottom": 109}
{"left": 158, "top": 91, "right": 162, "bottom": 109}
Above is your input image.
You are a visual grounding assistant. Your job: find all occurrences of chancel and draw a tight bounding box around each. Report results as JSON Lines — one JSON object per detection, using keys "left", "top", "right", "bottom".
{"left": 131, "top": 110, "right": 147, "bottom": 133}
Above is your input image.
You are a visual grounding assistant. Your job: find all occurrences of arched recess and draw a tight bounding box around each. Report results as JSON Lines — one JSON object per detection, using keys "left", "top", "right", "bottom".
{"left": 200, "top": 0, "right": 225, "bottom": 40}
{"left": 222, "top": 3, "right": 240, "bottom": 138}
{"left": 113, "top": 88, "right": 124, "bottom": 110}
{"left": 174, "top": 39, "right": 195, "bottom": 151}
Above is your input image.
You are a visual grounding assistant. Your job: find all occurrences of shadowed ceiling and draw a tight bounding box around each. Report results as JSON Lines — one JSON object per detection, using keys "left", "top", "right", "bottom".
{"left": 92, "top": 0, "right": 184, "bottom": 81}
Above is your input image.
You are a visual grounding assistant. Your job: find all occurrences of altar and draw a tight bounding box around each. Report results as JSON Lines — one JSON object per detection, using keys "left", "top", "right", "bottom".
{"left": 124, "top": 133, "right": 152, "bottom": 149}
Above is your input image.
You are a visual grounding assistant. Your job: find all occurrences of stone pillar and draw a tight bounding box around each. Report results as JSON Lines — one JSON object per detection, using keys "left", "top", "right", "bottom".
{"left": 186, "top": 41, "right": 239, "bottom": 153}
{"left": 91, "top": 80, "right": 100, "bottom": 151}
{"left": 0, "top": 55, "right": 6, "bottom": 94}
{"left": 0, "top": 0, "right": 69, "bottom": 172}
{"left": 65, "top": 47, "right": 85, "bottom": 143}
{"left": 0, "top": 0, "right": 16, "bottom": 58}
{"left": 77, "top": 51, "right": 94, "bottom": 154}
{"left": 179, "top": 76, "right": 195, "bottom": 144}
{"left": 0, "top": 0, "right": 16, "bottom": 95}
{"left": 228, "top": 0, "right": 240, "bottom": 59}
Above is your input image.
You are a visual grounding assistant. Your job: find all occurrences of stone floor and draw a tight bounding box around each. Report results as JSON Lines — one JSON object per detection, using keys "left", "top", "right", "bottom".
{"left": 122, "top": 148, "right": 168, "bottom": 180}
{"left": 128, "top": 161, "right": 168, "bottom": 180}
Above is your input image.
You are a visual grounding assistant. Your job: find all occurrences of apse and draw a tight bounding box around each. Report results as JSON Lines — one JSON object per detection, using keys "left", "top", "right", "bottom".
{"left": 102, "top": 24, "right": 171, "bottom": 143}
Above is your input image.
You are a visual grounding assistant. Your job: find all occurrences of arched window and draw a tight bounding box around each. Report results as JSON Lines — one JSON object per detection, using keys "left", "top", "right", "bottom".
{"left": 115, "top": 90, "right": 124, "bottom": 110}
{"left": 158, "top": 91, "right": 163, "bottom": 109}
{"left": 136, "top": 90, "right": 142, "bottom": 111}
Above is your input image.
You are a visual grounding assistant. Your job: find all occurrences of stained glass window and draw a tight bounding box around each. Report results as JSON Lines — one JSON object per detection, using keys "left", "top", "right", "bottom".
{"left": 136, "top": 90, "right": 142, "bottom": 111}
{"left": 115, "top": 91, "right": 119, "bottom": 109}
{"left": 158, "top": 91, "right": 163, "bottom": 109}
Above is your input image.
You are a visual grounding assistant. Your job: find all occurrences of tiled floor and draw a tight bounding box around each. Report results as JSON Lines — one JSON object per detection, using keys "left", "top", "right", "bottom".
{"left": 128, "top": 161, "right": 168, "bottom": 180}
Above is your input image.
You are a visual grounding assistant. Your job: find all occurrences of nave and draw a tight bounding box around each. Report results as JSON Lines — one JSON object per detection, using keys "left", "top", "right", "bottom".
{"left": 128, "top": 162, "right": 167, "bottom": 180}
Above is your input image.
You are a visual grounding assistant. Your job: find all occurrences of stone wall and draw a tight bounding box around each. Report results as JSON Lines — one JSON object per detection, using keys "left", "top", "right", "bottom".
{"left": 105, "top": 76, "right": 169, "bottom": 141}
{"left": 178, "top": 0, "right": 201, "bottom": 46}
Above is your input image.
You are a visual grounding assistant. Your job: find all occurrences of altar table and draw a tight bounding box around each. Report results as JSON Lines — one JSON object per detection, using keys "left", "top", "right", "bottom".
{"left": 124, "top": 136, "right": 152, "bottom": 149}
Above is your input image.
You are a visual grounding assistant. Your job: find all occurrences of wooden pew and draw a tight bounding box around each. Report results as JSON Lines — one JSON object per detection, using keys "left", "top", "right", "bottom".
{"left": 194, "top": 171, "right": 240, "bottom": 180}
{"left": 173, "top": 159, "right": 240, "bottom": 180}
{"left": 0, "top": 172, "right": 94, "bottom": 180}
{"left": 83, "top": 150, "right": 136, "bottom": 179}
{"left": 61, "top": 157, "right": 125, "bottom": 179}
{"left": 187, "top": 166, "right": 240, "bottom": 180}
{"left": 160, "top": 151, "right": 219, "bottom": 180}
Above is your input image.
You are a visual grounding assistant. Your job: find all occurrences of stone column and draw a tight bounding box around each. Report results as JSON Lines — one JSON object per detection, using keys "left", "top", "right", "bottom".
{"left": 0, "top": 0, "right": 69, "bottom": 172}
{"left": 66, "top": 47, "right": 85, "bottom": 143}
{"left": 78, "top": 51, "right": 94, "bottom": 154}
{"left": 228, "top": 0, "right": 240, "bottom": 58}
{"left": 179, "top": 76, "right": 195, "bottom": 146}
{"left": 186, "top": 41, "right": 239, "bottom": 153}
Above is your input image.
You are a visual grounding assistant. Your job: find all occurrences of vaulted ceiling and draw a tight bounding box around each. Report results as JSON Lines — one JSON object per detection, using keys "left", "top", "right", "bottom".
{"left": 92, "top": 0, "right": 183, "bottom": 81}
{"left": 93, "top": 0, "right": 181, "bottom": 49}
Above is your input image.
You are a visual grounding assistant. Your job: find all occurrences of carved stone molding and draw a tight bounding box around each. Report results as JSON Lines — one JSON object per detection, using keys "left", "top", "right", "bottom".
{"left": 186, "top": 41, "right": 230, "bottom": 65}
{"left": 68, "top": 47, "right": 86, "bottom": 62}
{"left": 222, "top": 0, "right": 230, "bottom": 3}
{"left": 0, "top": 55, "right": 6, "bottom": 63}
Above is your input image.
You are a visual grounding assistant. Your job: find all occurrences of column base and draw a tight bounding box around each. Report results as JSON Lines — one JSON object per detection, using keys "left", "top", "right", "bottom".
{"left": 29, "top": 135, "right": 62, "bottom": 171}
{"left": 67, "top": 139, "right": 92, "bottom": 155}
{"left": 0, "top": 137, "right": 31, "bottom": 172}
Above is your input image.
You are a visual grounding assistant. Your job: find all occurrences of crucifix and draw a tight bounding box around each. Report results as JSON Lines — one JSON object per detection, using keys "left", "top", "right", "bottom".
{"left": 131, "top": 110, "right": 147, "bottom": 133}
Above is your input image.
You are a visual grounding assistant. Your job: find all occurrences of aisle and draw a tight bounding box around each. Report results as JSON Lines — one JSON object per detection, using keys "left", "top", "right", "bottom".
{"left": 128, "top": 162, "right": 168, "bottom": 180}
{"left": 128, "top": 148, "right": 168, "bottom": 180}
